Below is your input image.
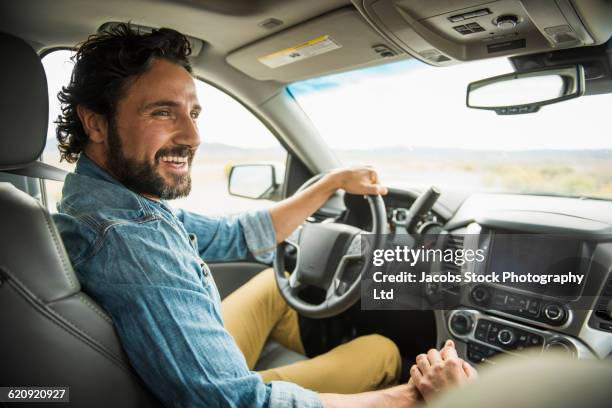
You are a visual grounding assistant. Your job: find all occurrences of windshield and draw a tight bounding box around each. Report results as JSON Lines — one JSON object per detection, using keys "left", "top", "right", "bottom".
{"left": 288, "top": 58, "right": 612, "bottom": 200}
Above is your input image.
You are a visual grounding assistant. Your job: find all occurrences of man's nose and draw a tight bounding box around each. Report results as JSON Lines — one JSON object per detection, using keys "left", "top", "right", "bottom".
{"left": 174, "top": 113, "right": 201, "bottom": 148}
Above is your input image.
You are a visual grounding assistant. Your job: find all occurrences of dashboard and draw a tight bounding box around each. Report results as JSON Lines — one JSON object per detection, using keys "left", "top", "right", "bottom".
{"left": 334, "top": 189, "right": 612, "bottom": 362}
{"left": 440, "top": 192, "right": 612, "bottom": 362}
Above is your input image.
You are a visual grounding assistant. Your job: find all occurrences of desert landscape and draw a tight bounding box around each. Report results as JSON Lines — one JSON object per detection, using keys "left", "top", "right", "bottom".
{"left": 43, "top": 140, "right": 612, "bottom": 217}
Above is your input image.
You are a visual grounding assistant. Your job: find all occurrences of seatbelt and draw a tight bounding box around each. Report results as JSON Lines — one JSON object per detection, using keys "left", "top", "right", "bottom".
{"left": 0, "top": 161, "right": 68, "bottom": 182}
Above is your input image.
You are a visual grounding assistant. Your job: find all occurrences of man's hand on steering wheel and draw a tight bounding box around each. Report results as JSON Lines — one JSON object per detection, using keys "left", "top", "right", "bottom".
{"left": 325, "top": 166, "right": 389, "bottom": 196}
{"left": 269, "top": 166, "right": 388, "bottom": 244}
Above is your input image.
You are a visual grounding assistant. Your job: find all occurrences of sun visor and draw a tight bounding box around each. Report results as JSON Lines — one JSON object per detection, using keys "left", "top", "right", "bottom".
{"left": 351, "top": 0, "right": 612, "bottom": 66}
{"left": 226, "top": 7, "right": 404, "bottom": 82}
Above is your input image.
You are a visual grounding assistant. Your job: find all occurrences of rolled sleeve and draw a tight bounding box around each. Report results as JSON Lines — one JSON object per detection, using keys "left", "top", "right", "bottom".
{"left": 175, "top": 207, "right": 276, "bottom": 263}
{"left": 269, "top": 381, "right": 323, "bottom": 408}
{"left": 238, "top": 209, "right": 277, "bottom": 263}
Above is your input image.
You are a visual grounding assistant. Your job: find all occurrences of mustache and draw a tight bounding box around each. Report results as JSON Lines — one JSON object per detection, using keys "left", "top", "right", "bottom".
{"left": 155, "top": 146, "right": 196, "bottom": 163}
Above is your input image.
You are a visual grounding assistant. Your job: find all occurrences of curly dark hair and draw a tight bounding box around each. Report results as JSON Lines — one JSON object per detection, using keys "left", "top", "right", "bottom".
{"left": 55, "top": 23, "right": 193, "bottom": 163}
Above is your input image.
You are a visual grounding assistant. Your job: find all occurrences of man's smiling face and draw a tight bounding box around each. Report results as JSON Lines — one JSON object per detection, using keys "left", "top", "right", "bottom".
{"left": 96, "top": 58, "right": 202, "bottom": 200}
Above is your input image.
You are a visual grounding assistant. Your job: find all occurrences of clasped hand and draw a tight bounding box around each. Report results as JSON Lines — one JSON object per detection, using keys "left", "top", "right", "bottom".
{"left": 409, "top": 340, "right": 478, "bottom": 402}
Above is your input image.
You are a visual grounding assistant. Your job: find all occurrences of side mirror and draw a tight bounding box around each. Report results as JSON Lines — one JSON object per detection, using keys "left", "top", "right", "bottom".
{"left": 467, "top": 65, "right": 585, "bottom": 115}
{"left": 228, "top": 164, "right": 281, "bottom": 201}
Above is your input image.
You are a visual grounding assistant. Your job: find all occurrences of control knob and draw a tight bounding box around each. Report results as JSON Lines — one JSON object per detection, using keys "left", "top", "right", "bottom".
{"left": 450, "top": 312, "right": 473, "bottom": 335}
{"left": 471, "top": 286, "right": 490, "bottom": 304}
{"left": 497, "top": 328, "right": 516, "bottom": 346}
{"left": 543, "top": 303, "right": 566, "bottom": 323}
{"left": 494, "top": 14, "right": 520, "bottom": 29}
{"left": 545, "top": 339, "right": 575, "bottom": 357}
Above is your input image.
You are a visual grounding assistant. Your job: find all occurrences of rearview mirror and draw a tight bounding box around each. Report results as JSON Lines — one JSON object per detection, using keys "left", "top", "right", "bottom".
{"left": 467, "top": 65, "right": 585, "bottom": 115}
{"left": 228, "top": 164, "right": 281, "bottom": 200}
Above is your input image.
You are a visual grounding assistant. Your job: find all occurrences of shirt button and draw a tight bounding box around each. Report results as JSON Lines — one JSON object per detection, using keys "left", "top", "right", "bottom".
{"left": 200, "top": 261, "right": 209, "bottom": 276}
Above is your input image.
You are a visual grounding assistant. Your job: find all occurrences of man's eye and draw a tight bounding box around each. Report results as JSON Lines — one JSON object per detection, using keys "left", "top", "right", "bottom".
{"left": 191, "top": 111, "right": 200, "bottom": 119}
{"left": 153, "top": 110, "right": 171, "bottom": 117}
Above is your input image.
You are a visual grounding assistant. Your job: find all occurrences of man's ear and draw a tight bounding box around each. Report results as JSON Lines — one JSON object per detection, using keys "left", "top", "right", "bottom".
{"left": 77, "top": 105, "right": 108, "bottom": 144}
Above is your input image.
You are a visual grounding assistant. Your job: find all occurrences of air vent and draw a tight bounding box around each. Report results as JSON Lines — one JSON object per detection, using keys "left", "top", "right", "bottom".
{"left": 590, "top": 273, "right": 612, "bottom": 332}
{"left": 595, "top": 281, "right": 612, "bottom": 319}
{"left": 440, "top": 234, "right": 464, "bottom": 294}
{"left": 442, "top": 234, "right": 464, "bottom": 275}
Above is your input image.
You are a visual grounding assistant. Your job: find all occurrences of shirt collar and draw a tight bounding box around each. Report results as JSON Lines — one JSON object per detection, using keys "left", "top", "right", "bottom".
{"left": 74, "top": 153, "right": 124, "bottom": 187}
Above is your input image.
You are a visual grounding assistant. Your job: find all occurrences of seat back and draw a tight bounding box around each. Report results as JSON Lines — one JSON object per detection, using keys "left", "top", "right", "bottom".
{"left": 0, "top": 32, "right": 160, "bottom": 407}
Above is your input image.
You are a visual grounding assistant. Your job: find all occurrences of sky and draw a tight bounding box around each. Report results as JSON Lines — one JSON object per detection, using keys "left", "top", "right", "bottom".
{"left": 43, "top": 50, "right": 612, "bottom": 152}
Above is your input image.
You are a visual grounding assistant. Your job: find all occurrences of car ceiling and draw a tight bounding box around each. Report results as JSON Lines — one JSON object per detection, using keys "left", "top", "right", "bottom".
{"left": 0, "top": 0, "right": 349, "bottom": 54}
{"left": 1, "top": 0, "right": 610, "bottom": 85}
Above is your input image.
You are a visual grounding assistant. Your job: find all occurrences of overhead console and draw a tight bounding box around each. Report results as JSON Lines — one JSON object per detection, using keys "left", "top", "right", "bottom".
{"left": 351, "top": 0, "right": 612, "bottom": 66}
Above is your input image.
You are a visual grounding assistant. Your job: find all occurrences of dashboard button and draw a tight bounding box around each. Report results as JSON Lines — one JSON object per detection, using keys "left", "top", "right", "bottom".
{"left": 543, "top": 304, "right": 565, "bottom": 322}
{"left": 527, "top": 300, "right": 540, "bottom": 316}
{"left": 475, "top": 328, "right": 487, "bottom": 341}
{"left": 468, "top": 341, "right": 498, "bottom": 363}
{"left": 468, "top": 350, "right": 484, "bottom": 363}
{"left": 528, "top": 334, "right": 544, "bottom": 347}
{"left": 493, "top": 293, "right": 507, "bottom": 306}
{"left": 487, "top": 324, "right": 500, "bottom": 344}
{"left": 517, "top": 298, "right": 528, "bottom": 313}
{"left": 497, "top": 329, "right": 516, "bottom": 347}
{"left": 471, "top": 286, "right": 490, "bottom": 304}
{"left": 476, "top": 320, "right": 491, "bottom": 331}
{"left": 475, "top": 320, "right": 490, "bottom": 341}
{"left": 450, "top": 313, "right": 473, "bottom": 335}
{"left": 545, "top": 339, "right": 575, "bottom": 356}
{"left": 506, "top": 295, "right": 519, "bottom": 308}
{"left": 514, "top": 330, "right": 529, "bottom": 350}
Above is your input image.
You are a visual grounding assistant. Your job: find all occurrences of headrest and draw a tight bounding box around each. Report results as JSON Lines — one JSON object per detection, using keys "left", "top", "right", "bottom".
{"left": 0, "top": 32, "right": 48, "bottom": 170}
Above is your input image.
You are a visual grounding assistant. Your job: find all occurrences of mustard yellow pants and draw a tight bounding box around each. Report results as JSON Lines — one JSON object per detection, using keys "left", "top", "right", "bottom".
{"left": 220, "top": 268, "right": 401, "bottom": 394}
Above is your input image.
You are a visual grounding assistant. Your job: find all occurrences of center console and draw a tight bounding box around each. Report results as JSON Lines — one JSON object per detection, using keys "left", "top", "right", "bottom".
{"left": 437, "top": 222, "right": 612, "bottom": 363}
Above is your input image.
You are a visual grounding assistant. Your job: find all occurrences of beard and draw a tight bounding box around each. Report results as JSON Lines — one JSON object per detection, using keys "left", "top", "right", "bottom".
{"left": 105, "top": 121, "right": 195, "bottom": 200}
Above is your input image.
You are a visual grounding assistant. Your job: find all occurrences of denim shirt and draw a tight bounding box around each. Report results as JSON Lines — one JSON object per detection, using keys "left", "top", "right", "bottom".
{"left": 52, "top": 155, "right": 322, "bottom": 408}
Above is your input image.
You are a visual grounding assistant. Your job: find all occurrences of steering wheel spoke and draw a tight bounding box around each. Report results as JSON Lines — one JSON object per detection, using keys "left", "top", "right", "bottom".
{"left": 288, "top": 271, "right": 306, "bottom": 296}
{"left": 325, "top": 233, "right": 363, "bottom": 300}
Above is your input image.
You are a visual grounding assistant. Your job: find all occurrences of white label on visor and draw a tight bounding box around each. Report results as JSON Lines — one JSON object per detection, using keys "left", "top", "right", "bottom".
{"left": 258, "top": 35, "right": 341, "bottom": 69}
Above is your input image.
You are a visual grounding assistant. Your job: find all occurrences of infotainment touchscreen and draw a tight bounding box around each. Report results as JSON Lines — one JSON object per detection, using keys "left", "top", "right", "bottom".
{"left": 486, "top": 234, "right": 583, "bottom": 298}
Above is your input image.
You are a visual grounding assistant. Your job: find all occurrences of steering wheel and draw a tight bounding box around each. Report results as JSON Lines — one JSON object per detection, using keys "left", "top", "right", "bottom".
{"left": 273, "top": 174, "right": 387, "bottom": 319}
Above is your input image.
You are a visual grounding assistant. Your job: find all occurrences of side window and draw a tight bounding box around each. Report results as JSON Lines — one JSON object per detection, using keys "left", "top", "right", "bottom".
{"left": 173, "top": 80, "right": 286, "bottom": 215}
{"left": 41, "top": 50, "right": 286, "bottom": 215}
{"left": 42, "top": 50, "right": 77, "bottom": 213}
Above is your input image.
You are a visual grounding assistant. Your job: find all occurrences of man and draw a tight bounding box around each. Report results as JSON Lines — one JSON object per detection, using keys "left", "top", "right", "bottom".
{"left": 53, "top": 24, "right": 476, "bottom": 407}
